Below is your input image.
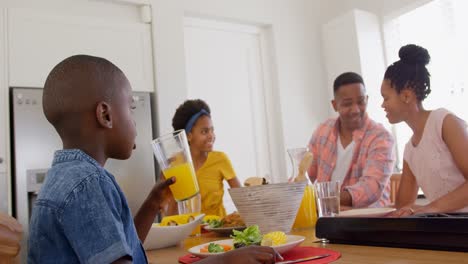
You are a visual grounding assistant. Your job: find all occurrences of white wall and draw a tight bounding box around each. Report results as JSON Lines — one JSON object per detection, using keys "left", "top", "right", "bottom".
{"left": 0, "top": 0, "right": 431, "bottom": 185}
{"left": 322, "top": 9, "right": 390, "bottom": 124}
{"left": 149, "top": 0, "right": 432, "bottom": 178}
{"left": 150, "top": 0, "right": 330, "bottom": 179}
{"left": 318, "top": 0, "right": 432, "bottom": 115}
{"left": 0, "top": 0, "right": 141, "bottom": 22}
{"left": 150, "top": 0, "right": 432, "bottom": 142}
{"left": 151, "top": 0, "right": 329, "bottom": 146}
{"left": 321, "top": 0, "right": 432, "bottom": 22}
{"left": 0, "top": 1, "right": 151, "bottom": 208}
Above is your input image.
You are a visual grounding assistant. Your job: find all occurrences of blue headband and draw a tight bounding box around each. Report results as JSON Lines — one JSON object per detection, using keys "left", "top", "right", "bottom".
{"left": 185, "top": 109, "right": 209, "bottom": 132}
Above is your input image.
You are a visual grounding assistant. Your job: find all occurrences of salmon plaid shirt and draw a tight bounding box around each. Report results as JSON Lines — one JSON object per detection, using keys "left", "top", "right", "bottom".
{"left": 308, "top": 114, "right": 395, "bottom": 208}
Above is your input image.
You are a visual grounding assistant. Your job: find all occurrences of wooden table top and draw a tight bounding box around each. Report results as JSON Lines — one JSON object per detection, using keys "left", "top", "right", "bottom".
{"left": 145, "top": 227, "right": 468, "bottom": 264}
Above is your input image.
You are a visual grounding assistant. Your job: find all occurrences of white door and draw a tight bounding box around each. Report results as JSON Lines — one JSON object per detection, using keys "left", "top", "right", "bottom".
{"left": 183, "top": 18, "right": 272, "bottom": 214}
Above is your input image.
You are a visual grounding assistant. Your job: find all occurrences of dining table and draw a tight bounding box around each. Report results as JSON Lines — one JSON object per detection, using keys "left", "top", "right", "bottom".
{"left": 145, "top": 226, "right": 468, "bottom": 264}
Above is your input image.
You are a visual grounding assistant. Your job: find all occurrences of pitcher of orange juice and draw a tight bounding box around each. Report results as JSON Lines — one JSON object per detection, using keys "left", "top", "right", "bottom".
{"left": 288, "top": 148, "right": 317, "bottom": 229}
{"left": 152, "top": 129, "right": 200, "bottom": 202}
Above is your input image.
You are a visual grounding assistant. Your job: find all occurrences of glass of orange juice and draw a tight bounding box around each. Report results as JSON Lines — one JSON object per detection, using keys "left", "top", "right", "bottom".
{"left": 152, "top": 129, "right": 200, "bottom": 202}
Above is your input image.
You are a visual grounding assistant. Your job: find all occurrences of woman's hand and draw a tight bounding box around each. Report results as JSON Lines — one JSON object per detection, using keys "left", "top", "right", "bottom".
{"left": 387, "top": 206, "right": 414, "bottom": 217}
{"left": 388, "top": 203, "right": 437, "bottom": 217}
{"left": 412, "top": 204, "right": 439, "bottom": 215}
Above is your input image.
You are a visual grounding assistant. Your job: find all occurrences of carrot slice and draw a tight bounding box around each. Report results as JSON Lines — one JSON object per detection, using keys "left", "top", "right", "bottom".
{"left": 221, "top": 244, "right": 232, "bottom": 251}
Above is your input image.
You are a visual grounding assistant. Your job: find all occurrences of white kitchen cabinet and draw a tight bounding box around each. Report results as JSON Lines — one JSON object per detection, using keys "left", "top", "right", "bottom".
{"left": 7, "top": 8, "right": 154, "bottom": 92}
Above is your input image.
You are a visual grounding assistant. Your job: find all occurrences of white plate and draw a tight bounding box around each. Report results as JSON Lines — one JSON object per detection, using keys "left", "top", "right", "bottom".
{"left": 143, "top": 214, "right": 204, "bottom": 250}
{"left": 338, "top": 207, "right": 396, "bottom": 217}
{"left": 188, "top": 235, "right": 305, "bottom": 258}
{"left": 203, "top": 226, "right": 246, "bottom": 235}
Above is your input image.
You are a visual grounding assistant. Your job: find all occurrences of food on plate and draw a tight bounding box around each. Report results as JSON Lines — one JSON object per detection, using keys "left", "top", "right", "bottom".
{"left": 159, "top": 213, "right": 199, "bottom": 226}
{"left": 207, "top": 212, "right": 246, "bottom": 228}
{"left": 231, "top": 225, "right": 263, "bottom": 248}
{"left": 260, "top": 231, "right": 287, "bottom": 246}
{"left": 195, "top": 226, "right": 290, "bottom": 255}
{"left": 203, "top": 215, "right": 223, "bottom": 228}
{"left": 222, "top": 212, "right": 245, "bottom": 227}
{"left": 231, "top": 226, "right": 288, "bottom": 248}
{"left": 203, "top": 215, "right": 222, "bottom": 225}
{"left": 207, "top": 219, "right": 223, "bottom": 228}
{"left": 199, "top": 243, "right": 232, "bottom": 253}
{"left": 207, "top": 212, "right": 245, "bottom": 228}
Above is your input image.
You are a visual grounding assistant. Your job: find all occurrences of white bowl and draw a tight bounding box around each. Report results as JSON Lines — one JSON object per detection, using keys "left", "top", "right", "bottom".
{"left": 143, "top": 214, "right": 204, "bottom": 250}
{"left": 188, "top": 235, "right": 305, "bottom": 258}
{"left": 228, "top": 182, "right": 306, "bottom": 233}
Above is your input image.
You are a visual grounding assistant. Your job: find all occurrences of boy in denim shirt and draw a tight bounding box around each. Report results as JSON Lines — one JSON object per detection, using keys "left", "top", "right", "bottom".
{"left": 28, "top": 55, "right": 281, "bottom": 264}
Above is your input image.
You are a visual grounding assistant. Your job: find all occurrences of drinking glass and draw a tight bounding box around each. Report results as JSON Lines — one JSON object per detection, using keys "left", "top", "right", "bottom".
{"left": 152, "top": 129, "right": 200, "bottom": 202}
{"left": 315, "top": 181, "right": 340, "bottom": 217}
{"left": 178, "top": 193, "right": 202, "bottom": 236}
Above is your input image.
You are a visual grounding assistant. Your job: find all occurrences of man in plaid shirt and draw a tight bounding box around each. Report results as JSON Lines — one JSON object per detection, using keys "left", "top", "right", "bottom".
{"left": 308, "top": 72, "right": 395, "bottom": 208}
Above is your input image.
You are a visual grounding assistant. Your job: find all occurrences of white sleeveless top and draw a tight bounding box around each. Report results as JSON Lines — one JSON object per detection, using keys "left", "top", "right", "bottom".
{"left": 404, "top": 108, "right": 468, "bottom": 212}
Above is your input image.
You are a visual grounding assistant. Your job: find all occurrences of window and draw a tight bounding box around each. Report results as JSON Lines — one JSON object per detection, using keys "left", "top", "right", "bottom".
{"left": 383, "top": 0, "right": 468, "bottom": 170}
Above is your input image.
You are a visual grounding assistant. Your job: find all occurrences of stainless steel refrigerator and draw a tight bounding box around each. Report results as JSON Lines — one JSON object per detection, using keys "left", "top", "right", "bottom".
{"left": 10, "top": 87, "right": 157, "bottom": 260}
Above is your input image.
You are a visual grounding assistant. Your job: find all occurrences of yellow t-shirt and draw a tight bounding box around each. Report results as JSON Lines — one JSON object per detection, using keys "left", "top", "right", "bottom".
{"left": 196, "top": 151, "right": 236, "bottom": 217}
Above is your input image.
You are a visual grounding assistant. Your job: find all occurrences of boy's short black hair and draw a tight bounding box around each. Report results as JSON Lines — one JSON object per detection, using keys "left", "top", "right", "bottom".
{"left": 43, "top": 55, "right": 125, "bottom": 133}
{"left": 172, "top": 99, "right": 211, "bottom": 131}
{"left": 333, "top": 72, "right": 365, "bottom": 95}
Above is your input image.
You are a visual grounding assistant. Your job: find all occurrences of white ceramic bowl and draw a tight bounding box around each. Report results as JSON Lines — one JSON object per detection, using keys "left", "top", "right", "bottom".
{"left": 143, "top": 214, "right": 204, "bottom": 250}
{"left": 228, "top": 182, "right": 306, "bottom": 233}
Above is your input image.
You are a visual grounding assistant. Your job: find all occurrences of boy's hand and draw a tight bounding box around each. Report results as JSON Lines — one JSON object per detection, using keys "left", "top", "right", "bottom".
{"left": 149, "top": 177, "right": 175, "bottom": 210}
{"left": 213, "top": 246, "right": 283, "bottom": 264}
{"left": 135, "top": 177, "right": 176, "bottom": 242}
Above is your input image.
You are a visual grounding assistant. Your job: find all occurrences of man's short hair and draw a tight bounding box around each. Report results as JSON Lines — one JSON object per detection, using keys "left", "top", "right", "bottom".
{"left": 333, "top": 72, "right": 364, "bottom": 94}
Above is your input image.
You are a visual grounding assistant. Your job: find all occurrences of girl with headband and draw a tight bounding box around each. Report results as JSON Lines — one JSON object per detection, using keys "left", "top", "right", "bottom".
{"left": 171, "top": 99, "right": 241, "bottom": 217}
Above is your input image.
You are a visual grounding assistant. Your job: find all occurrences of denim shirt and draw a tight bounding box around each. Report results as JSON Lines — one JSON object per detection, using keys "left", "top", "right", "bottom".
{"left": 28, "top": 149, "right": 148, "bottom": 264}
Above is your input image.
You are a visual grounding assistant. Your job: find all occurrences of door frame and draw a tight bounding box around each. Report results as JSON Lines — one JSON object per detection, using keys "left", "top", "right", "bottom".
{"left": 183, "top": 16, "right": 286, "bottom": 183}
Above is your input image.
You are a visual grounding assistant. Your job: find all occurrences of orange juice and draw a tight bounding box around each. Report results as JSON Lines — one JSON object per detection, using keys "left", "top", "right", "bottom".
{"left": 292, "top": 184, "right": 318, "bottom": 229}
{"left": 163, "top": 162, "right": 199, "bottom": 201}
{"left": 188, "top": 213, "right": 202, "bottom": 236}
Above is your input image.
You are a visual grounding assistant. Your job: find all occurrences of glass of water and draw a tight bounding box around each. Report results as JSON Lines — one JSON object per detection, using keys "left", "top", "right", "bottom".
{"left": 315, "top": 181, "right": 340, "bottom": 217}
